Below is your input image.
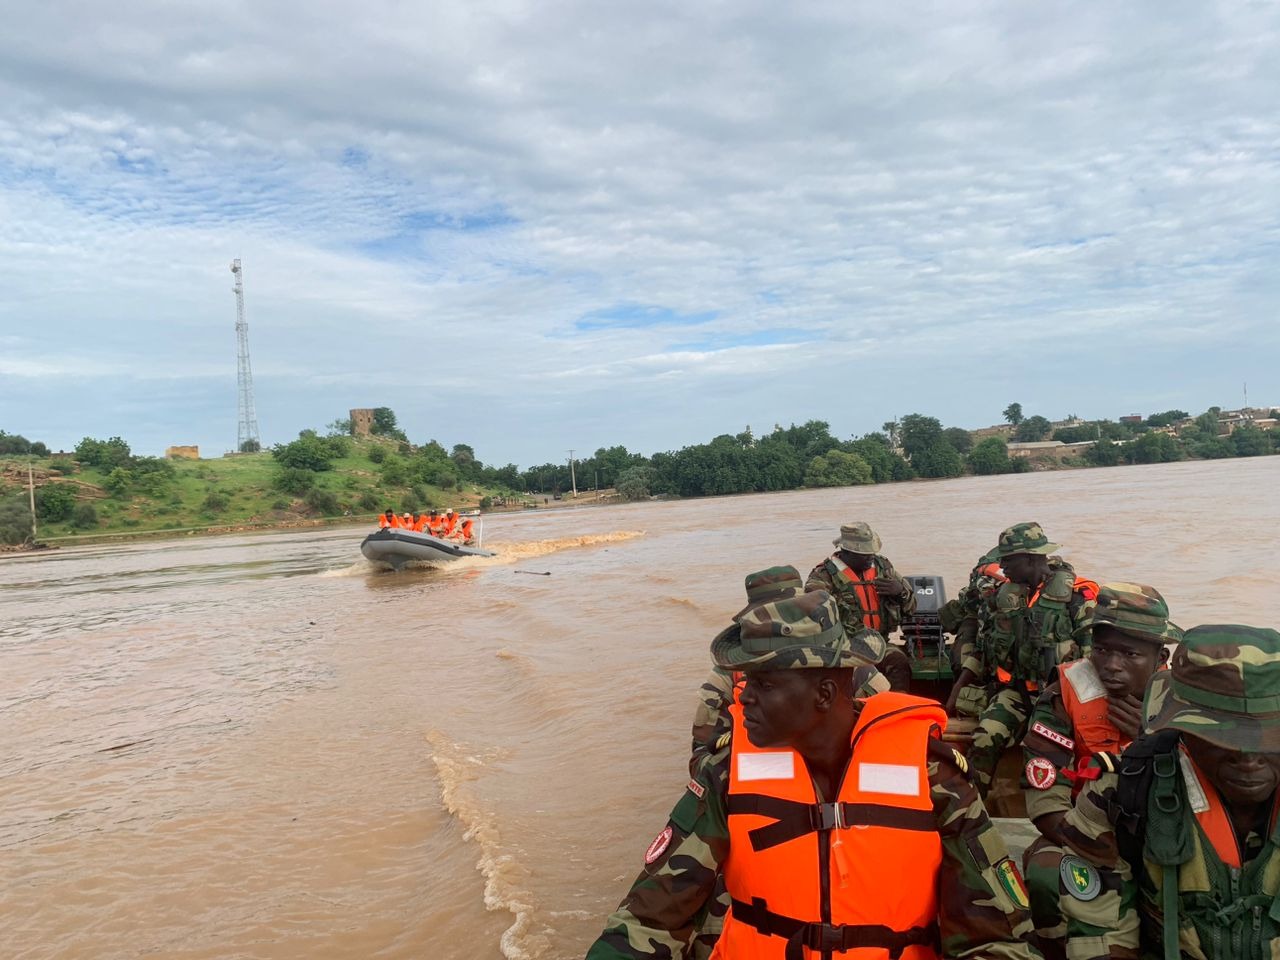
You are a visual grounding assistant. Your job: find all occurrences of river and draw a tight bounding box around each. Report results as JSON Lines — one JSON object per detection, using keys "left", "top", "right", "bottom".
{"left": 3, "top": 457, "right": 1278, "bottom": 960}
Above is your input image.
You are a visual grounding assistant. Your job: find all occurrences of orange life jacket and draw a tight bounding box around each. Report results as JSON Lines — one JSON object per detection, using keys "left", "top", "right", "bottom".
{"left": 1057, "top": 659, "right": 1128, "bottom": 797}
{"left": 830, "top": 556, "right": 882, "bottom": 632}
{"left": 412, "top": 515, "right": 428, "bottom": 532}
{"left": 460, "top": 518, "right": 474, "bottom": 540}
{"left": 379, "top": 515, "right": 392, "bottom": 529}
{"left": 1178, "top": 748, "right": 1280, "bottom": 870}
{"left": 442, "top": 514, "right": 457, "bottom": 534}
{"left": 715, "top": 692, "right": 945, "bottom": 960}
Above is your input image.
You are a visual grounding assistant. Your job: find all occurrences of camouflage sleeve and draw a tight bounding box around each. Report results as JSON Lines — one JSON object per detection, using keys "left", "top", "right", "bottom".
{"left": 689, "top": 668, "right": 734, "bottom": 777}
{"left": 804, "top": 561, "right": 835, "bottom": 595}
{"left": 958, "top": 615, "right": 986, "bottom": 678}
{"left": 928, "top": 739, "right": 1040, "bottom": 960}
{"left": 1021, "top": 685, "right": 1075, "bottom": 825}
{"left": 1058, "top": 771, "right": 1125, "bottom": 870}
{"left": 585, "top": 752, "right": 730, "bottom": 960}
{"left": 878, "top": 556, "right": 917, "bottom": 627}
{"left": 1068, "top": 588, "right": 1098, "bottom": 657}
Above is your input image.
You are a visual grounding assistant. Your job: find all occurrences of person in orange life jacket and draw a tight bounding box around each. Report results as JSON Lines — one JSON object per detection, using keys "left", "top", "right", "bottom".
{"left": 1019, "top": 583, "right": 1180, "bottom": 960}
{"left": 458, "top": 517, "right": 475, "bottom": 543}
{"left": 953, "top": 523, "right": 1099, "bottom": 798}
{"left": 424, "top": 509, "right": 441, "bottom": 536}
{"left": 441, "top": 508, "right": 458, "bottom": 536}
{"left": 413, "top": 513, "right": 430, "bottom": 532}
{"left": 805, "top": 521, "right": 916, "bottom": 691}
{"left": 379, "top": 509, "right": 396, "bottom": 529}
{"left": 586, "top": 590, "right": 1039, "bottom": 960}
{"left": 687, "top": 567, "right": 891, "bottom": 960}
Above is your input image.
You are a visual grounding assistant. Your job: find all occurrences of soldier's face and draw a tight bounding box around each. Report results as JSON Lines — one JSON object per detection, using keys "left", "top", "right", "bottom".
{"left": 1001, "top": 553, "right": 1044, "bottom": 587}
{"left": 845, "top": 552, "right": 874, "bottom": 572}
{"left": 1090, "top": 627, "right": 1160, "bottom": 699}
{"left": 1184, "top": 736, "right": 1280, "bottom": 806}
{"left": 739, "top": 670, "right": 821, "bottom": 749}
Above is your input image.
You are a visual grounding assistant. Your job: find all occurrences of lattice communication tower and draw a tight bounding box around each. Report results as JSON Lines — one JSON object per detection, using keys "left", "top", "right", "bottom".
{"left": 230, "top": 259, "right": 261, "bottom": 452}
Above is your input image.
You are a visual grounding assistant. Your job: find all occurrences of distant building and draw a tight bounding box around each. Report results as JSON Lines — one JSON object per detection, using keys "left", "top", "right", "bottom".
{"left": 165, "top": 445, "right": 200, "bottom": 460}
{"left": 1119, "top": 415, "right": 1144, "bottom": 425}
{"left": 350, "top": 408, "right": 375, "bottom": 437}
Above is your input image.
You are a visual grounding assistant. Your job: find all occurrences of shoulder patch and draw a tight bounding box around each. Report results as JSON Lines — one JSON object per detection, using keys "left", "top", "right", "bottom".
{"left": 686, "top": 778, "right": 705, "bottom": 799}
{"left": 1060, "top": 855, "right": 1101, "bottom": 901}
{"left": 644, "top": 826, "right": 673, "bottom": 865}
{"left": 995, "top": 858, "right": 1030, "bottom": 909}
{"left": 1025, "top": 757, "right": 1058, "bottom": 790}
{"left": 715, "top": 731, "right": 732, "bottom": 751}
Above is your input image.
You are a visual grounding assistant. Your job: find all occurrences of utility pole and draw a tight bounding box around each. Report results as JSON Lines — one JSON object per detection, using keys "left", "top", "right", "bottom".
{"left": 27, "top": 459, "right": 37, "bottom": 545}
{"left": 567, "top": 449, "right": 577, "bottom": 497}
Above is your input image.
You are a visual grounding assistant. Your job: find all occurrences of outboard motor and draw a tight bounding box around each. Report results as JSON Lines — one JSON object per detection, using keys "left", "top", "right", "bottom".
{"left": 900, "top": 576, "right": 953, "bottom": 693}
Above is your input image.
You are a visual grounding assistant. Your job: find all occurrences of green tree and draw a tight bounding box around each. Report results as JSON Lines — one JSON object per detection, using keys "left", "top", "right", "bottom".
{"left": 898, "top": 414, "right": 963, "bottom": 478}
{"left": 36, "top": 483, "right": 76, "bottom": 521}
{"left": 273, "top": 468, "right": 317, "bottom": 495}
{"left": 239, "top": 439, "right": 261, "bottom": 453}
{"left": 0, "top": 495, "right": 33, "bottom": 544}
{"left": 1014, "top": 415, "right": 1053, "bottom": 442}
{"left": 272, "top": 435, "right": 339, "bottom": 472}
{"left": 942, "top": 427, "right": 973, "bottom": 455}
{"left": 1002, "top": 403, "right": 1024, "bottom": 426}
{"left": 371, "top": 407, "right": 408, "bottom": 441}
{"left": 1127, "top": 432, "right": 1182, "bottom": 464}
{"left": 616, "top": 465, "right": 655, "bottom": 501}
{"left": 968, "top": 437, "right": 1012, "bottom": 475}
{"left": 104, "top": 467, "right": 134, "bottom": 497}
{"left": 70, "top": 502, "right": 99, "bottom": 529}
{"left": 1231, "top": 426, "right": 1274, "bottom": 457}
{"left": 75, "top": 436, "right": 132, "bottom": 469}
{"left": 201, "top": 489, "right": 231, "bottom": 513}
{"left": 803, "top": 450, "right": 873, "bottom": 487}
{"left": 1145, "top": 410, "right": 1190, "bottom": 428}
{"left": 1085, "top": 439, "right": 1121, "bottom": 467}
{"left": 847, "top": 434, "right": 913, "bottom": 483}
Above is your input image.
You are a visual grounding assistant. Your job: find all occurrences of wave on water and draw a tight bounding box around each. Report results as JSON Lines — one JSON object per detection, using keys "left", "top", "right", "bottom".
{"left": 456, "top": 531, "right": 645, "bottom": 569}
{"left": 426, "top": 731, "right": 551, "bottom": 960}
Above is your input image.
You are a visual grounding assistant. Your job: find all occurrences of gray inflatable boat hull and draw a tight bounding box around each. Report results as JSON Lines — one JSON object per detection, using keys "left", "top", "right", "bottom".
{"left": 360, "top": 528, "right": 495, "bottom": 570}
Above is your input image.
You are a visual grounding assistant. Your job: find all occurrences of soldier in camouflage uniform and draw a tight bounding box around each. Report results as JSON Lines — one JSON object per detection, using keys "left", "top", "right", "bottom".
{"left": 687, "top": 568, "right": 890, "bottom": 959}
{"left": 691, "top": 566, "right": 890, "bottom": 775}
{"left": 949, "top": 523, "right": 1098, "bottom": 798}
{"left": 1053, "top": 624, "right": 1280, "bottom": 960}
{"left": 942, "top": 547, "right": 1008, "bottom": 718}
{"left": 1020, "top": 584, "right": 1181, "bottom": 960}
{"left": 586, "top": 591, "right": 1040, "bottom": 960}
{"left": 806, "top": 521, "right": 916, "bottom": 690}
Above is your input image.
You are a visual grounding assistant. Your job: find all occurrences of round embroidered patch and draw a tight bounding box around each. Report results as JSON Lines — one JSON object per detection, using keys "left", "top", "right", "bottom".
{"left": 644, "top": 826, "right": 674, "bottom": 865}
{"left": 1060, "top": 855, "right": 1102, "bottom": 901}
{"left": 1025, "top": 756, "right": 1058, "bottom": 791}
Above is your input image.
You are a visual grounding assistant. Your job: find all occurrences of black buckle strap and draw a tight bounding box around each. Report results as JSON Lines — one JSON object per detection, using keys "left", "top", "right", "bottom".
{"left": 731, "top": 897, "right": 938, "bottom": 960}
{"left": 729, "top": 794, "right": 937, "bottom": 852}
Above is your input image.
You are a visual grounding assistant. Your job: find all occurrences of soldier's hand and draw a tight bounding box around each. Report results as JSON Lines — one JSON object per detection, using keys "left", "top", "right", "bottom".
{"left": 1107, "top": 692, "right": 1144, "bottom": 741}
{"left": 873, "top": 577, "right": 902, "bottom": 596}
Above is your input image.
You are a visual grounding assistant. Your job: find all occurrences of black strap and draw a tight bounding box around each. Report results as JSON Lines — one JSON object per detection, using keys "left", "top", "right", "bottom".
{"left": 731, "top": 897, "right": 938, "bottom": 960}
{"left": 728, "top": 793, "right": 936, "bottom": 851}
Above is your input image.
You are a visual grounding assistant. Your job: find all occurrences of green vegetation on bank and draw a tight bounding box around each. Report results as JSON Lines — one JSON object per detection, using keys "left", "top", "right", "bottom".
{"left": 1, "top": 401, "right": 1277, "bottom": 547}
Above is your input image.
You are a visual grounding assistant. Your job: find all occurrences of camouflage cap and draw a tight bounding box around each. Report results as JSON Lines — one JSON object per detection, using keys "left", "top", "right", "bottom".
{"left": 1146, "top": 624, "right": 1280, "bottom": 753}
{"left": 712, "top": 590, "right": 877, "bottom": 672}
{"left": 995, "top": 522, "right": 1061, "bottom": 558}
{"left": 833, "top": 521, "right": 881, "bottom": 554}
{"left": 732, "top": 565, "right": 804, "bottom": 620}
{"left": 1080, "top": 582, "right": 1183, "bottom": 647}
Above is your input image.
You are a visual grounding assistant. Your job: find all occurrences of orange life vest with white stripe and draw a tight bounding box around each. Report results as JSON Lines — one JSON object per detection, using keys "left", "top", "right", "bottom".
{"left": 714, "top": 692, "right": 945, "bottom": 960}
{"left": 829, "top": 557, "right": 883, "bottom": 632}
{"left": 1059, "top": 658, "right": 1128, "bottom": 762}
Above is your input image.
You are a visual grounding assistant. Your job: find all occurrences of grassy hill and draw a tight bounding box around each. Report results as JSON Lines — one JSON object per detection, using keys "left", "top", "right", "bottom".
{"left": 1, "top": 437, "right": 521, "bottom": 545}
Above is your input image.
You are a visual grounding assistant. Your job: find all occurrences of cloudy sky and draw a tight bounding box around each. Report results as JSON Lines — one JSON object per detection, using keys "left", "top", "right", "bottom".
{"left": 2, "top": 2, "right": 1277, "bottom": 465}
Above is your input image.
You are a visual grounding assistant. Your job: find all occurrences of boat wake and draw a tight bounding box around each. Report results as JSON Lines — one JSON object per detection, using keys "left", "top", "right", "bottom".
{"left": 427, "top": 731, "right": 550, "bottom": 960}
{"left": 449, "top": 531, "right": 645, "bottom": 569}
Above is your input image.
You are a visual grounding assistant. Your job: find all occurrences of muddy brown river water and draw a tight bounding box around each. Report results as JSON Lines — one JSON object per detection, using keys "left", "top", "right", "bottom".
{"left": 3, "top": 457, "right": 1279, "bottom": 959}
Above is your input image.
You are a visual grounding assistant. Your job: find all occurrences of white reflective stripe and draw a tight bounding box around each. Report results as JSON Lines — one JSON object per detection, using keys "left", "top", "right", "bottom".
{"left": 1064, "top": 659, "right": 1107, "bottom": 704}
{"left": 858, "top": 762, "right": 920, "bottom": 796}
{"left": 737, "top": 751, "right": 795, "bottom": 782}
{"left": 1178, "top": 749, "right": 1210, "bottom": 814}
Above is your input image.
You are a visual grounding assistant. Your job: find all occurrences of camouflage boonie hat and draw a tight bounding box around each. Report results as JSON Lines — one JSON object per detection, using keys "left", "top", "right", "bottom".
{"left": 1146, "top": 624, "right": 1280, "bottom": 753}
{"left": 995, "top": 522, "right": 1060, "bottom": 558}
{"left": 712, "top": 590, "right": 876, "bottom": 672}
{"left": 833, "top": 521, "right": 881, "bottom": 554}
{"left": 733, "top": 565, "right": 804, "bottom": 620}
{"left": 1081, "top": 582, "right": 1182, "bottom": 647}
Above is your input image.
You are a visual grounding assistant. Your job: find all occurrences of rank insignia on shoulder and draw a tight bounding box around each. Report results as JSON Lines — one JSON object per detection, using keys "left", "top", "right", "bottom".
{"left": 715, "top": 732, "right": 732, "bottom": 750}
{"left": 995, "top": 858, "right": 1030, "bottom": 909}
{"left": 1060, "top": 855, "right": 1101, "bottom": 901}
{"left": 951, "top": 749, "right": 968, "bottom": 774}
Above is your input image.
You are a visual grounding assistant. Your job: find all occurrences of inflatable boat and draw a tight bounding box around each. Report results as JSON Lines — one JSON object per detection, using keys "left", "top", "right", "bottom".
{"left": 360, "top": 527, "right": 495, "bottom": 570}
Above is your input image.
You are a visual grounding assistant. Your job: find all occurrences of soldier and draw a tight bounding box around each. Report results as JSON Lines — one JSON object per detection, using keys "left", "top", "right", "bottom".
{"left": 1053, "top": 624, "right": 1280, "bottom": 960}
{"left": 691, "top": 566, "right": 890, "bottom": 775}
{"left": 585, "top": 591, "right": 1040, "bottom": 960}
{"left": 941, "top": 546, "right": 1008, "bottom": 717}
{"left": 949, "top": 522, "right": 1098, "bottom": 798}
{"left": 806, "top": 521, "right": 916, "bottom": 690}
{"left": 1020, "top": 583, "right": 1181, "bottom": 960}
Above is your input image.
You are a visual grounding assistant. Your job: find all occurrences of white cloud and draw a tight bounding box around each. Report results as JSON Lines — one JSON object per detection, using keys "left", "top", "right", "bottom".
{"left": 1, "top": 1, "right": 1278, "bottom": 462}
